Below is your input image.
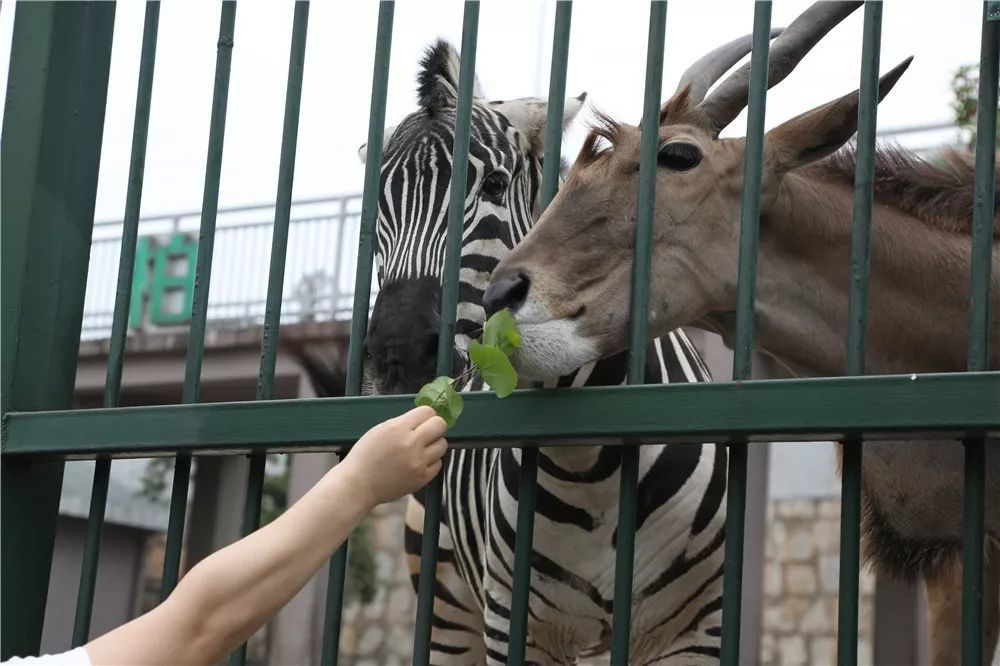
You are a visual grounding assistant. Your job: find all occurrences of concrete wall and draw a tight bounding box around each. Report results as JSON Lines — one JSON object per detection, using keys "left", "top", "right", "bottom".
{"left": 40, "top": 517, "right": 148, "bottom": 654}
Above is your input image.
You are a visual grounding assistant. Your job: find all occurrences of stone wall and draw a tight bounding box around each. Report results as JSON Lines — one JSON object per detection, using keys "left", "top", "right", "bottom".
{"left": 339, "top": 498, "right": 415, "bottom": 665}
{"left": 330, "top": 496, "right": 878, "bottom": 666}
{"left": 761, "top": 498, "right": 876, "bottom": 666}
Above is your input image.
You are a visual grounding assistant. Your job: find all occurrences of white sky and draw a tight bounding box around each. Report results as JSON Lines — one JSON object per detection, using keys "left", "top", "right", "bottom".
{"left": 0, "top": 1, "right": 987, "bottom": 224}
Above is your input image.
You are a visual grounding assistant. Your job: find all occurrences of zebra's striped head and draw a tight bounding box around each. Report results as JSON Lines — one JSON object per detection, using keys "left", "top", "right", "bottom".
{"left": 361, "top": 40, "right": 585, "bottom": 395}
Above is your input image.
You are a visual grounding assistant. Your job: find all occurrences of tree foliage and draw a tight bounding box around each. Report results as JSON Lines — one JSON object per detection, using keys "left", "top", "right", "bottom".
{"left": 951, "top": 64, "right": 999, "bottom": 151}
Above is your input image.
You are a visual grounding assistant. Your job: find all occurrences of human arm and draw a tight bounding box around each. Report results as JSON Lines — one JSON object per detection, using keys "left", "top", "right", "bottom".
{"left": 83, "top": 406, "right": 447, "bottom": 666}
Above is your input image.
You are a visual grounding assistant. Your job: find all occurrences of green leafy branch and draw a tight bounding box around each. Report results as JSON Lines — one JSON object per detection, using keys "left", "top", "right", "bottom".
{"left": 414, "top": 309, "right": 521, "bottom": 426}
{"left": 951, "top": 64, "right": 1000, "bottom": 151}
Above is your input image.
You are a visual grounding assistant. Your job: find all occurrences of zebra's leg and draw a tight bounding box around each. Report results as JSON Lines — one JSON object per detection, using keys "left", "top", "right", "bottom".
{"left": 638, "top": 610, "right": 723, "bottom": 665}
{"left": 635, "top": 570, "right": 723, "bottom": 666}
{"left": 406, "top": 493, "right": 486, "bottom": 665}
{"left": 484, "top": 574, "right": 576, "bottom": 666}
{"left": 481, "top": 587, "right": 563, "bottom": 666}
{"left": 481, "top": 585, "right": 517, "bottom": 666}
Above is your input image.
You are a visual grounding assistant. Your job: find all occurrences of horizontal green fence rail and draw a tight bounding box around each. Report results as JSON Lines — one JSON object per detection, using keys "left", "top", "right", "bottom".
{"left": 3, "top": 373, "right": 998, "bottom": 458}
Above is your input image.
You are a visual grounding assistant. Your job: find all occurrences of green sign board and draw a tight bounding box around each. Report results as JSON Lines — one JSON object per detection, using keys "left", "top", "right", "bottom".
{"left": 129, "top": 232, "right": 198, "bottom": 329}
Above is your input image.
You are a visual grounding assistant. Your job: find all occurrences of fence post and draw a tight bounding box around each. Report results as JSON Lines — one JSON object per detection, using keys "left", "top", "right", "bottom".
{"left": 321, "top": 4, "right": 396, "bottom": 663}
{"left": 721, "top": 3, "right": 772, "bottom": 663}
{"left": 962, "top": 5, "right": 999, "bottom": 665}
{"left": 0, "top": 2, "right": 116, "bottom": 658}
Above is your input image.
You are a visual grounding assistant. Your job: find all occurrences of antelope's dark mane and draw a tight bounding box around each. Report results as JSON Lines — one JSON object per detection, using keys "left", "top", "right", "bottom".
{"left": 807, "top": 143, "right": 999, "bottom": 239}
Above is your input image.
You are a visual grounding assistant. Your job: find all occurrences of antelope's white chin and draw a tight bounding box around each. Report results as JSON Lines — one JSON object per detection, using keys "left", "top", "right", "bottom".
{"left": 510, "top": 318, "right": 598, "bottom": 381}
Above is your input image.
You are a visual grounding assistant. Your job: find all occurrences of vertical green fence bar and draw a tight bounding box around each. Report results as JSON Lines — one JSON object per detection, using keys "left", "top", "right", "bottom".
{"left": 838, "top": 3, "right": 882, "bottom": 665}
{"left": 227, "top": 4, "right": 310, "bottom": 664}
{"left": 254, "top": 0, "right": 309, "bottom": 406}
{"left": 414, "top": 3, "right": 480, "bottom": 665}
{"left": 538, "top": 3, "right": 573, "bottom": 212}
{"left": 71, "top": 457, "right": 110, "bottom": 647}
{"left": 161, "top": 0, "right": 238, "bottom": 601}
{"left": 319, "top": 4, "right": 394, "bottom": 664}
{"left": 1, "top": 3, "right": 116, "bottom": 657}
{"left": 962, "top": 5, "right": 999, "bottom": 665}
{"left": 507, "top": 447, "right": 539, "bottom": 662}
{"left": 721, "top": 3, "right": 771, "bottom": 664}
{"left": 102, "top": 4, "right": 159, "bottom": 405}
{"left": 159, "top": 458, "right": 192, "bottom": 600}
{"left": 226, "top": 455, "right": 265, "bottom": 664}
{"left": 609, "top": 3, "right": 666, "bottom": 665}
{"left": 71, "top": 2, "right": 161, "bottom": 647}
{"left": 506, "top": 3, "right": 573, "bottom": 663}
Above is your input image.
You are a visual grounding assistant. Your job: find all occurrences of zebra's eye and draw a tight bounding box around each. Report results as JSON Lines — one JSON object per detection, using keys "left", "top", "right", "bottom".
{"left": 481, "top": 171, "right": 509, "bottom": 199}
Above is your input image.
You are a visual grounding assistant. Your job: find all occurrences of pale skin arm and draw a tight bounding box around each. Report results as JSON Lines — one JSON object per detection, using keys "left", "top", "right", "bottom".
{"left": 84, "top": 406, "right": 447, "bottom": 666}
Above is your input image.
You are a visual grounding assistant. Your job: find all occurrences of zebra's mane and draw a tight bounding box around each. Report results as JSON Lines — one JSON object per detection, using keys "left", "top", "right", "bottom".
{"left": 417, "top": 39, "right": 484, "bottom": 115}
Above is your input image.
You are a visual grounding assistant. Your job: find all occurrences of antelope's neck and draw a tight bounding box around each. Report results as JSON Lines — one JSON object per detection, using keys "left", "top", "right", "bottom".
{"left": 742, "top": 173, "right": 999, "bottom": 376}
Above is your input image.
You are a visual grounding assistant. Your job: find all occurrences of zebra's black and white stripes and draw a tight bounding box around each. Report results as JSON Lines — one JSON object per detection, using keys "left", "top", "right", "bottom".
{"left": 342, "top": 40, "right": 727, "bottom": 664}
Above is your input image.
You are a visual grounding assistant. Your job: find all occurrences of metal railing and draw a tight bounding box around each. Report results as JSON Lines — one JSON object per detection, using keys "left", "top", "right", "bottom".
{"left": 2, "top": 3, "right": 998, "bottom": 666}
{"left": 82, "top": 194, "right": 368, "bottom": 339}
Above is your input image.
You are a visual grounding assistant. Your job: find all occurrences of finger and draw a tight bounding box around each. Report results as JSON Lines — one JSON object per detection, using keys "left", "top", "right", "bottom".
{"left": 425, "top": 459, "right": 443, "bottom": 480}
{"left": 423, "top": 438, "right": 448, "bottom": 463}
{"left": 414, "top": 414, "right": 448, "bottom": 442}
{"left": 396, "top": 405, "right": 437, "bottom": 428}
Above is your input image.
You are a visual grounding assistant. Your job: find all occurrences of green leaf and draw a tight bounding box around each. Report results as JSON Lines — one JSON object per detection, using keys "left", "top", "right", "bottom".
{"left": 414, "top": 376, "right": 464, "bottom": 427}
{"left": 482, "top": 309, "right": 521, "bottom": 356}
{"left": 469, "top": 341, "right": 518, "bottom": 398}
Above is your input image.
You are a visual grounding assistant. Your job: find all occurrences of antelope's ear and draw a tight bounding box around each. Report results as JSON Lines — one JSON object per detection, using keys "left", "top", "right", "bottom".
{"left": 492, "top": 92, "right": 587, "bottom": 154}
{"left": 358, "top": 125, "right": 398, "bottom": 164}
{"left": 659, "top": 84, "right": 695, "bottom": 126}
{"left": 764, "top": 57, "right": 911, "bottom": 173}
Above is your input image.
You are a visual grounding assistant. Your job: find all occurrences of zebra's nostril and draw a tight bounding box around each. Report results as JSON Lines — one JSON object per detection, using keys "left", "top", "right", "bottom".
{"left": 484, "top": 274, "right": 530, "bottom": 317}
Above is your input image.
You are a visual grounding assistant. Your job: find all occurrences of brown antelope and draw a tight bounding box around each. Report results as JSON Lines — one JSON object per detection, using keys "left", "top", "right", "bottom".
{"left": 483, "top": 2, "right": 1000, "bottom": 664}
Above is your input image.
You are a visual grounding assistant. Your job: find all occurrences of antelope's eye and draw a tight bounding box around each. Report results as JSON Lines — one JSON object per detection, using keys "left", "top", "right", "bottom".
{"left": 658, "top": 141, "right": 702, "bottom": 171}
{"left": 482, "top": 171, "right": 509, "bottom": 199}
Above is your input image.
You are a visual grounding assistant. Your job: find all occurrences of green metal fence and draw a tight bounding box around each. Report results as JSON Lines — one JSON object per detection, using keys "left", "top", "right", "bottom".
{"left": 1, "top": 2, "right": 998, "bottom": 666}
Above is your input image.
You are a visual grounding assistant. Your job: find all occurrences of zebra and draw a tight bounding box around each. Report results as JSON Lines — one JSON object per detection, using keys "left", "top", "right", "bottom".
{"left": 305, "top": 40, "right": 729, "bottom": 665}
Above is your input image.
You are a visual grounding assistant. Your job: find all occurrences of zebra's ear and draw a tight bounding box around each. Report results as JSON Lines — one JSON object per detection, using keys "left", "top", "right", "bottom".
{"left": 358, "top": 124, "right": 398, "bottom": 164}
{"left": 491, "top": 92, "right": 587, "bottom": 154}
{"left": 417, "top": 39, "right": 484, "bottom": 113}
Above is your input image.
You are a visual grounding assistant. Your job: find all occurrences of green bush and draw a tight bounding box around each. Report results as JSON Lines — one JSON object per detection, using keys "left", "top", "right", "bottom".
{"left": 952, "top": 64, "right": 1000, "bottom": 150}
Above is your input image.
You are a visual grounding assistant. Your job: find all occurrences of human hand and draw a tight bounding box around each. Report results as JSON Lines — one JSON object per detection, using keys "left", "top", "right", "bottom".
{"left": 340, "top": 406, "right": 448, "bottom": 507}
